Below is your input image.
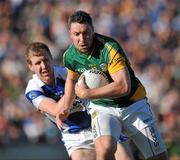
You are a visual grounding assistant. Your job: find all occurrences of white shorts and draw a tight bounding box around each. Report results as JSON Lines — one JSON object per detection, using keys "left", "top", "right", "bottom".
{"left": 88, "top": 99, "right": 167, "bottom": 159}
{"left": 61, "top": 128, "right": 94, "bottom": 156}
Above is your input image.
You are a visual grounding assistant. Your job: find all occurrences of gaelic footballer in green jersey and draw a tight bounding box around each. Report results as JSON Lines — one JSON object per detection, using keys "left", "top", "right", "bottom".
{"left": 64, "top": 33, "right": 146, "bottom": 107}
{"left": 60, "top": 10, "right": 168, "bottom": 160}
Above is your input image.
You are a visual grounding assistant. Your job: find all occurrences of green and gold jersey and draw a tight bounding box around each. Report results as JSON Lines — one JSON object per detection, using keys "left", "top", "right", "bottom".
{"left": 64, "top": 33, "right": 146, "bottom": 107}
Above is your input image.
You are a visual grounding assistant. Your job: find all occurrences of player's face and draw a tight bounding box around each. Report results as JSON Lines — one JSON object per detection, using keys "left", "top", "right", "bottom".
{"left": 28, "top": 53, "right": 54, "bottom": 85}
{"left": 69, "top": 22, "right": 94, "bottom": 54}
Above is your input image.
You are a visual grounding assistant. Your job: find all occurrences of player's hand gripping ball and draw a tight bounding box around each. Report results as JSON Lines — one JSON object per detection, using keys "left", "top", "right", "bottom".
{"left": 78, "top": 69, "right": 109, "bottom": 88}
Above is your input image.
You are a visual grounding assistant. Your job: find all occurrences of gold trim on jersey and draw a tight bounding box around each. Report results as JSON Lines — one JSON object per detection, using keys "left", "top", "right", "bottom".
{"left": 105, "top": 43, "right": 126, "bottom": 74}
{"left": 67, "top": 68, "right": 76, "bottom": 77}
{"left": 130, "top": 83, "right": 146, "bottom": 101}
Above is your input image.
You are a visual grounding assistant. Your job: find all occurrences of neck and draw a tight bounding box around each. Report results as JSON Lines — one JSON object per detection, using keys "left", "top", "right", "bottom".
{"left": 88, "top": 43, "right": 94, "bottom": 54}
{"left": 87, "top": 35, "right": 95, "bottom": 59}
{"left": 88, "top": 45, "right": 95, "bottom": 59}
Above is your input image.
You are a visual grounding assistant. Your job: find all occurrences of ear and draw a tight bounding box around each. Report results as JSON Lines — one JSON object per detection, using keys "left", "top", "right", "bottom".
{"left": 28, "top": 63, "right": 34, "bottom": 72}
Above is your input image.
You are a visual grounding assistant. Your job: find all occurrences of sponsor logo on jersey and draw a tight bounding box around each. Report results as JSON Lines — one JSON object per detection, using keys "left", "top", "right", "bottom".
{"left": 29, "top": 92, "right": 38, "bottom": 100}
{"left": 88, "top": 64, "right": 96, "bottom": 69}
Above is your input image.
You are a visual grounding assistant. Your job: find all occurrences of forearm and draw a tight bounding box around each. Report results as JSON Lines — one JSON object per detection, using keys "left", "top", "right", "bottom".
{"left": 77, "top": 67, "right": 131, "bottom": 100}
{"left": 55, "top": 77, "right": 76, "bottom": 126}
{"left": 64, "top": 77, "right": 76, "bottom": 110}
{"left": 39, "top": 98, "right": 62, "bottom": 117}
{"left": 85, "top": 81, "right": 130, "bottom": 99}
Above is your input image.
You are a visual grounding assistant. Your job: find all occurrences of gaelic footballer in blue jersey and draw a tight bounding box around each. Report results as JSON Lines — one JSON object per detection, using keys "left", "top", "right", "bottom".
{"left": 25, "top": 42, "right": 95, "bottom": 160}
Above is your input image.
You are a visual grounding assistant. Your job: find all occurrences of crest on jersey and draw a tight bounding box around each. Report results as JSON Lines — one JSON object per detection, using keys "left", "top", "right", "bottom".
{"left": 28, "top": 91, "right": 38, "bottom": 100}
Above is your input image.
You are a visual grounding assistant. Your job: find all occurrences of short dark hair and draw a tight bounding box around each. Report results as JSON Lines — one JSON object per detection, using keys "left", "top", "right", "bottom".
{"left": 68, "top": 10, "right": 93, "bottom": 30}
{"left": 25, "top": 42, "right": 52, "bottom": 64}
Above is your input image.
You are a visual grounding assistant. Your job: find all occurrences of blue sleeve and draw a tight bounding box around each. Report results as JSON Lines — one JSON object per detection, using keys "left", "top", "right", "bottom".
{"left": 54, "top": 66, "right": 67, "bottom": 80}
{"left": 60, "top": 67, "right": 67, "bottom": 80}
{"left": 26, "top": 90, "right": 43, "bottom": 103}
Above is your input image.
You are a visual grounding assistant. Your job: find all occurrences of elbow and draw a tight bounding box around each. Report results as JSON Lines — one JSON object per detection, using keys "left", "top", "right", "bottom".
{"left": 124, "top": 84, "right": 131, "bottom": 95}
{"left": 122, "top": 76, "right": 131, "bottom": 96}
{"left": 116, "top": 83, "right": 131, "bottom": 96}
{"left": 121, "top": 85, "right": 130, "bottom": 96}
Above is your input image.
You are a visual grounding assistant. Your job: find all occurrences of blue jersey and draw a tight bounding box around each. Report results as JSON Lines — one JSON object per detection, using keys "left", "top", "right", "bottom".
{"left": 25, "top": 66, "right": 91, "bottom": 133}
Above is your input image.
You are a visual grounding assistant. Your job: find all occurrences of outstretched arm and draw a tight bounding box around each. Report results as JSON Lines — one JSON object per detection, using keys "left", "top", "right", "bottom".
{"left": 56, "top": 71, "right": 79, "bottom": 128}
{"left": 38, "top": 96, "right": 64, "bottom": 117}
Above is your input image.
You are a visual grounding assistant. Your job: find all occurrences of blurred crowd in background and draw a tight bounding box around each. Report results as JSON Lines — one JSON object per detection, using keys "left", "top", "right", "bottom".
{"left": 0, "top": 0, "right": 179, "bottom": 159}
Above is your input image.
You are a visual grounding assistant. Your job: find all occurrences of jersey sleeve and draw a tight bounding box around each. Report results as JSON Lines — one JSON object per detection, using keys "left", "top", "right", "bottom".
{"left": 54, "top": 66, "right": 67, "bottom": 80}
{"left": 60, "top": 67, "right": 67, "bottom": 80}
{"left": 105, "top": 42, "right": 127, "bottom": 74}
{"left": 66, "top": 68, "right": 77, "bottom": 77}
{"left": 25, "top": 81, "right": 46, "bottom": 109}
{"left": 63, "top": 46, "right": 78, "bottom": 70}
{"left": 63, "top": 48, "right": 78, "bottom": 78}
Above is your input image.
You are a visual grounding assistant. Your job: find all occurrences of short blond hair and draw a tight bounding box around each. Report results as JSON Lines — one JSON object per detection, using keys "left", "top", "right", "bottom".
{"left": 25, "top": 42, "right": 52, "bottom": 64}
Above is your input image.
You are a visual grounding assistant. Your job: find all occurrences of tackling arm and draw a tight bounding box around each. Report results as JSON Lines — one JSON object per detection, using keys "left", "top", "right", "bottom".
{"left": 38, "top": 96, "right": 64, "bottom": 117}
{"left": 56, "top": 71, "right": 79, "bottom": 128}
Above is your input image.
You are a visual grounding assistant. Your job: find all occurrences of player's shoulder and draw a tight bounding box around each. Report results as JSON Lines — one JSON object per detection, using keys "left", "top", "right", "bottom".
{"left": 25, "top": 75, "right": 43, "bottom": 94}
{"left": 96, "top": 33, "right": 123, "bottom": 53}
{"left": 54, "top": 65, "right": 66, "bottom": 73}
{"left": 53, "top": 66, "right": 67, "bottom": 80}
